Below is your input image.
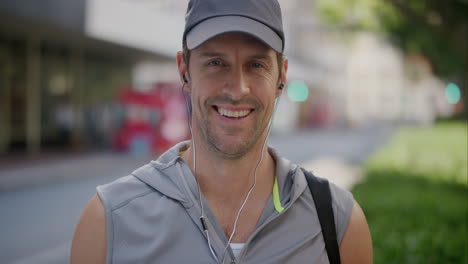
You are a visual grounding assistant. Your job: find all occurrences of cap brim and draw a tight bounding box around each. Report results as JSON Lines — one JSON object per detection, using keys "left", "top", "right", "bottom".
{"left": 186, "top": 16, "right": 283, "bottom": 53}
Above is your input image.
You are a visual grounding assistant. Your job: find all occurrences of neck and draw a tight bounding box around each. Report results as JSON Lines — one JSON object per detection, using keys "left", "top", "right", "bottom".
{"left": 181, "top": 130, "right": 276, "bottom": 243}
{"left": 181, "top": 135, "right": 275, "bottom": 202}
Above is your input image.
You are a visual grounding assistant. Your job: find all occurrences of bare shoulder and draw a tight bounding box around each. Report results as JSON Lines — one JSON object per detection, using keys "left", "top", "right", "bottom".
{"left": 339, "top": 199, "right": 373, "bottom": 264}
{"left": 71, "top": 194, "right": 107, "bottom": 264}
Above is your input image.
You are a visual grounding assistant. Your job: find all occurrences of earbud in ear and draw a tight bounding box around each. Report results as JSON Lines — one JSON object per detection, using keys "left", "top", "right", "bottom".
{"left": 183, "top": 75, "right": 188, "bottom": 83}
{"left": 278, "top": 83, "right": 284, "bottom": 90}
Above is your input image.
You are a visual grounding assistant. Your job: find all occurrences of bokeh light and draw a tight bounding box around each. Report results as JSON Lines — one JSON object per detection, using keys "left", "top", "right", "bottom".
{"left": 445, "top": 83, "right": 461, "bottom": 105}
{"left": 287, "top": 80, "right": 309, "bottom": 102}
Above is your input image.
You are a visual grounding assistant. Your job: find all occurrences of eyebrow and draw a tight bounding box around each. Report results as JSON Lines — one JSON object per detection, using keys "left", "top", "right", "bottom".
{"left": 248, "top": 54, "right": 274, "bottom": 61}
{"left": 197, "top": 52, "right": 226, "bottom": 58}
{"left": 197, "top": 52, "right": 273, "bottom": 62}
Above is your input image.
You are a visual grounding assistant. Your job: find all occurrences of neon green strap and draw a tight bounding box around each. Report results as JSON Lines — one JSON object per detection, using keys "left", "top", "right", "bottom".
{"left": 273, "top": 176, "right": 284, "bottom": 213}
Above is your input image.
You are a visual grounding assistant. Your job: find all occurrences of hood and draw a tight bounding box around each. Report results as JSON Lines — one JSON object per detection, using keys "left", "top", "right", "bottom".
{"left": 132, "top": 141, "right": 307, "bottom": 211}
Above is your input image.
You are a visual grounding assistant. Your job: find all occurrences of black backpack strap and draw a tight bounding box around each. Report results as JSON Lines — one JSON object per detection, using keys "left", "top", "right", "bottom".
{"left": 301, "top": 168, "right": 341, "bottom": 264}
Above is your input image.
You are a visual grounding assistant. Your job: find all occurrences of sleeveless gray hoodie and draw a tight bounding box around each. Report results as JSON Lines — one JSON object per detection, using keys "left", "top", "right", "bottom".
{"left": 97, "top": 141, "right": 354, "bottom": 264}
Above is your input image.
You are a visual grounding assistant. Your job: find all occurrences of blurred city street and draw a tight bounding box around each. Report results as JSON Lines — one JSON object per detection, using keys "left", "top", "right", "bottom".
{"left": 0, "top": 124, "right": 394, "bottom": 264}
{"left": 1, "top": 0, "right": 465, "bottom": 263}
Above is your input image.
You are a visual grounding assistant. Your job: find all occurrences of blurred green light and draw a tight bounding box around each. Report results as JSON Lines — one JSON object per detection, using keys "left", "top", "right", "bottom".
{"left": 445, "top": 83, "right": 461, "bottom": 105}
{"left": 287, "top": 80, "right": 309, "bottom": 102}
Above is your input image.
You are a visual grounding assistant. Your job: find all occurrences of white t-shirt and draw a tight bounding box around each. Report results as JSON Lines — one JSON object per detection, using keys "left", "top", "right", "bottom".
{"left": 230, "top": 243, "right": 245, "bottom": 258}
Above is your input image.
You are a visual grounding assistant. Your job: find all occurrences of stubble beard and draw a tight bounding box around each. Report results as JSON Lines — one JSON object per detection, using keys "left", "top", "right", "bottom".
{"left": 195, "top": 98, "right": 269, "bottom": 160}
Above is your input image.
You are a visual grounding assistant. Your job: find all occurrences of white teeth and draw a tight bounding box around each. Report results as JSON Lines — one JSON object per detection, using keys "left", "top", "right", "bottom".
{"left": 217, "top": 108, "right": 250, "bottom": 118}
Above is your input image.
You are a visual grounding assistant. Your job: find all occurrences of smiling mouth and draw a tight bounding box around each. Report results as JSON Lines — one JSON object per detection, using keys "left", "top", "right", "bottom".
{"left": 213, "top": 106, "right": 253, "bottom": 119}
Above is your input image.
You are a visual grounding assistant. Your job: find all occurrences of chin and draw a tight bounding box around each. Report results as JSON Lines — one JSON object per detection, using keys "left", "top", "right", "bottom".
{"left": 202, "top": 122, "right": 265, "bottom": 159}
{"left": 210, "top": 139, "right": 255, "bottom": 160}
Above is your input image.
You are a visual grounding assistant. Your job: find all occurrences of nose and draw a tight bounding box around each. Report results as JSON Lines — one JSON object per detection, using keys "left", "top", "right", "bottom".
{"left": 222, "top": 67, "right": 250, "bottom": 100}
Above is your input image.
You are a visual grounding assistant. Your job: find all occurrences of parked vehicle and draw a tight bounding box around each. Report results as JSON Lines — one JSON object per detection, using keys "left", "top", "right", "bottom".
{"left": 114, "top": 83, "right": 189, "bottom": 155}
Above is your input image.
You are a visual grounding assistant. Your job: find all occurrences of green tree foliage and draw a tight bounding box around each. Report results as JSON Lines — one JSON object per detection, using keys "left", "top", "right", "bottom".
{"left": 353, "top": 122, "right": 467, "bottom": 263}
{"left": 316, "top": 0, "right": 468, "bottom": 79}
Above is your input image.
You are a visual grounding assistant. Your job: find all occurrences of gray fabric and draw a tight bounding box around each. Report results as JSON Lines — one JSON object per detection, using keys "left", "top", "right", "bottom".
{"left": 97, "top": 141, "right": 354, "bottom": 264}
{"left": 183, "top": 0, "right": 284, "bottom": 52}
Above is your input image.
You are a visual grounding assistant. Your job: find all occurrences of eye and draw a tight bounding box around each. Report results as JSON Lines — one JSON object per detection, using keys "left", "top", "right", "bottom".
{"left": 251, "top": 62, "right": 264, "bottom": 68}
{"left": 208, "top": 60, "right": 222, "bottom": 66}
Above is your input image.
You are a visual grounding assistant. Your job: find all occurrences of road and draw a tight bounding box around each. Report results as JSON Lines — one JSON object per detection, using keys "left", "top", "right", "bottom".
{"left": 0, "top": 124, "right": 394, "bottom": 264}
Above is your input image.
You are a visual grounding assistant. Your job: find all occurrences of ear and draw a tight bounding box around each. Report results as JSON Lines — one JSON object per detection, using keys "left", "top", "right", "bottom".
{"left": 176, "top": 51, "right": 190, "bottom": 92}
{"left": 276, "top": 56, "right": 288, "bottom": 98}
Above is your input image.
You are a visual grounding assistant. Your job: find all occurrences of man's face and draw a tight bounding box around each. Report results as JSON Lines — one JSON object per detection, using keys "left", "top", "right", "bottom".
{"left": 180, "top": 33, "right": 286, "bottom": 159}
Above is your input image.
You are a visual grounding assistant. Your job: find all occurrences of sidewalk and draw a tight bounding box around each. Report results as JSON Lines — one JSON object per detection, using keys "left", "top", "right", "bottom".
{"left": 0, "top": 153, "right": 151, "bottom": 191}
{"left": 301, "top": 157, "right": 364, "bottom": 190}
{"left": 0, "top": 151, "right": 364, "bottom": 192}
{"left": 0, "top": 124, "right": 394, "bottom": 191}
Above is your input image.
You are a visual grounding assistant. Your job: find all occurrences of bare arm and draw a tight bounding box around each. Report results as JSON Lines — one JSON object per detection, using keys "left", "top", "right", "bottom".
{"left": 339, "top": 200, "right": 373, "bottom": 264}
{"left": 71, "top": 194, "right": 107, "bottom": 264}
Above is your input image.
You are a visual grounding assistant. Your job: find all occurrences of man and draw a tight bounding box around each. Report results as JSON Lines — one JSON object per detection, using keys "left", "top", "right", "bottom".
{"left": 71, "top": 0, "right": 373, "bottom": 263}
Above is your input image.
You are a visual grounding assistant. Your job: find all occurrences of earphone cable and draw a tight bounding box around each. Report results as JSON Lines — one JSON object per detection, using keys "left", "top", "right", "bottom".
{"left": 182, "top": 82, "right": 219, "bottom": 262}
{"left": 182, "top": 81, "right": 283, "bottom": 263}
{"left": 220, "top": 94, "right": 282, "bottom": 262}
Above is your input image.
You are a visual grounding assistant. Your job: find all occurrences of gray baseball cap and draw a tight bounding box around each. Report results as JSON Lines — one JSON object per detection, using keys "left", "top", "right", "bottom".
{"left": 183, "top": 0, "right": 284, "bottom": 53}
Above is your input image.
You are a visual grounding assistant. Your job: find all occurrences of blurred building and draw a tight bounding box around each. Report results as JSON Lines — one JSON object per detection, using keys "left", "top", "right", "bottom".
{"left": 0, "top": 0, "right": 174, "bottom": 155}
{"left": 278, "top": 0, "right": 351, "bottom": 129}
{"left": 278, "top": 0, "right": 454, "bottom": 128}
{"left": 345, "top": 32, "right": 406, "bottom": 125}
{"left": 345, "top": 33, "right": 453, "bottom": 126}
{"left": 0, "top": 0, "right": 455, "bottom": 156}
